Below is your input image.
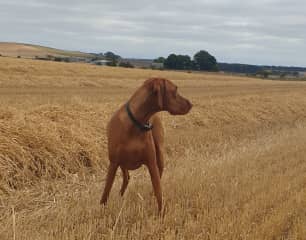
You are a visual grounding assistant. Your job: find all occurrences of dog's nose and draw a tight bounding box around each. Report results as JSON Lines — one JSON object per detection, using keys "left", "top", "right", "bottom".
{"left": 188, "top": 100, "right": 193, "bottom": 109}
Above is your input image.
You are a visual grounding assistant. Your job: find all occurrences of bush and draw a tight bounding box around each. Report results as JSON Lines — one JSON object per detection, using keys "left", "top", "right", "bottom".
{"left": 118, "top": 61, "right": 134, "bottom": 68}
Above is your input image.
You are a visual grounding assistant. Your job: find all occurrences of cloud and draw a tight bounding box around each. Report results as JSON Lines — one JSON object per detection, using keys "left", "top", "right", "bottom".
{"left": 0, "top": 0, "right": 305, "bottom": 66}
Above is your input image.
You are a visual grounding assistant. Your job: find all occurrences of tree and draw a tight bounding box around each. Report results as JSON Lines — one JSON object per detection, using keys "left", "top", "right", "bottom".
{"left": 163, "top": 50, "right": 218, "bottom": 71}
{"left": 118, "top": 61, "right": 134, "bottom": 68}
{"left": 164, "top": 54, "right": 178, "bottom": 69}
{"left": 176, "top": 55, "right": 192, "bottom": 70}
{"left": 104, "top": 51, "right": 120, "bottom": 60}
{"left": 164, "top": 54, "right": 192, "bottom": 70}
{"left": 104, "top": 51, "right": 121, "bottom": 66}
{"left": 91, "top": 52, "right": 104, "bottom": 61}
{"left": 256, "top": 70, "right": 270, "bottom": 78}
{"left": 280, "top": 72, "right": 287, "bottom": 79}
{"left": 153, "top": 57, "right": 166, "bottom": 64}
{"left": 193, "top": 50, "right": 218, "bottom": 71}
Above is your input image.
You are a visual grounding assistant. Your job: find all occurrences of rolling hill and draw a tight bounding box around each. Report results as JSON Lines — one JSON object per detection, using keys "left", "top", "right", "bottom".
{"left": 0, "top": 42, "right": 93, "bottom": 59}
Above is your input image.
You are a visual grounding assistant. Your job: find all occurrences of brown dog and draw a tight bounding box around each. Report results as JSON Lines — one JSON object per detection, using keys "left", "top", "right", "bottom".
{"left": 100, "top": 78, "right": 192, "bottom": 211}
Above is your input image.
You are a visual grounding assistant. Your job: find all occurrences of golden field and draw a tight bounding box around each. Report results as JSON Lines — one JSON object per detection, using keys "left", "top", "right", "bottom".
{"left": 0, "top": 57, "right": 306, "bottom": 239}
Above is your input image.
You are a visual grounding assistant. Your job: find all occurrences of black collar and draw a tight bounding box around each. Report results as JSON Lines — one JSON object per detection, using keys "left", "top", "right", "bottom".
{"left": 126, "top": 103, "right": 153, "bottom": 131}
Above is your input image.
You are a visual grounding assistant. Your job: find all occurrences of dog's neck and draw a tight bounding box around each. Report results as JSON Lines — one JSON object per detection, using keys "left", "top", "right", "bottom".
{"left": 128, "top": 87, "right": 159, "bottom": 125}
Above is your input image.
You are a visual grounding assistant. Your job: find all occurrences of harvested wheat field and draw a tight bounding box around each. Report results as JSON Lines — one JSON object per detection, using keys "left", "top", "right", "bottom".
{"left": 1, "top": 57, "right": 306, "bottom": 239}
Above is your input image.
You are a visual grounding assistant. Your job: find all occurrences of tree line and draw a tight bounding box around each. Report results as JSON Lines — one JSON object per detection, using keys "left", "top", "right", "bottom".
{"left": 218, "top": 63, "right": 306, "bottom": 76}
{"left": 154, "top": 50, "right": 218, "bottom": 71}
{"left": 91, "top": 52, "right": 134, "bottom": 68}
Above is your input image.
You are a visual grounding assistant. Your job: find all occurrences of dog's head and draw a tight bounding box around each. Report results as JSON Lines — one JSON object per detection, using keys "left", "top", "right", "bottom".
{"left": 145, "top": 78, "right": 192, "bottom": 115}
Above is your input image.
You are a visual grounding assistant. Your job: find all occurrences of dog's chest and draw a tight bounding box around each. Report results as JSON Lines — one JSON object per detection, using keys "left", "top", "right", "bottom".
{"left": 117, "top": 139, "right": 155, "bottom": 169}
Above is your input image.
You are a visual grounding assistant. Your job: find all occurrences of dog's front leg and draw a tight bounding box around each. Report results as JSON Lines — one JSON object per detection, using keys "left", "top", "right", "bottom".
{"left": 147, "top": 159, "right": 162, "bottom": 212}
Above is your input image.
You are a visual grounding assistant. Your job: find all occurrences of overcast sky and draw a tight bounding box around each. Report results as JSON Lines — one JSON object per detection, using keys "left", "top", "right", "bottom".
{"left": 1, "top": 0, "right": 306, "bottom": 66}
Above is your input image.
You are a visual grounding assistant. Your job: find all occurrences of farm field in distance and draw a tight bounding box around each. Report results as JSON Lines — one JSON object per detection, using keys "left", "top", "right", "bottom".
{"left": 1, "top": 57, "right": 306, "bottom": 239}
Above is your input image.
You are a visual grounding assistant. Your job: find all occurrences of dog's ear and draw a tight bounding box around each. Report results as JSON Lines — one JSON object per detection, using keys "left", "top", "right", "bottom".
{"left": 152, "top": 79, "right": 164, "bottom": 110}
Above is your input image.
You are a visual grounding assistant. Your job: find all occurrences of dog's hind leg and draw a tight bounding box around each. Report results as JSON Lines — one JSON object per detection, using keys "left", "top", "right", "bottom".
{"left": 155, "top": 144, "right": 164, "bottom": 179}
{"left": 100, "top": 162, "right": 118, "bottom": 205}
{"left": 120, "top": 166, "right": 130, "bottom": 196}
{"left": 151, "top": 115, "right": 164, "bottom": 179}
